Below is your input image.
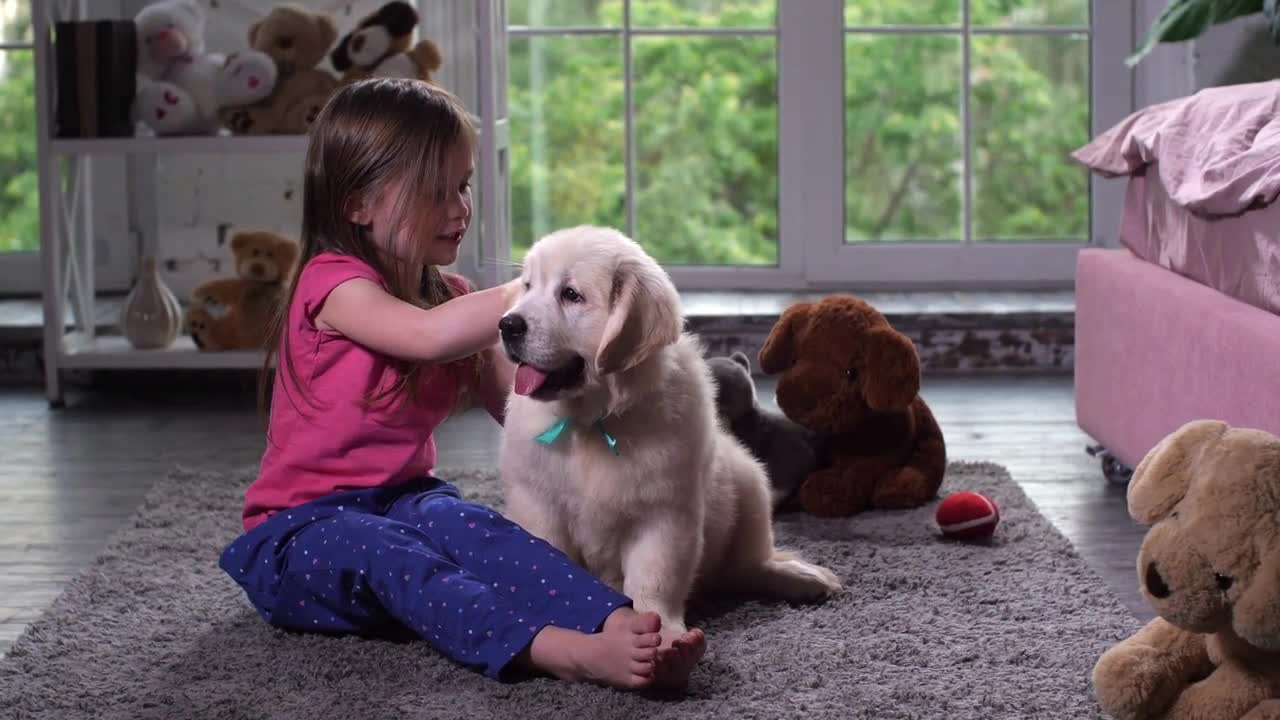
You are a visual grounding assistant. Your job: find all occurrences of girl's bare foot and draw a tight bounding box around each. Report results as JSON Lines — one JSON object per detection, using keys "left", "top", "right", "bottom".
{"left": 519, "top": 607, "right": 664, "bottom": 689}
{"left": 654, "top": 628, "right": 706, "bottom": 689}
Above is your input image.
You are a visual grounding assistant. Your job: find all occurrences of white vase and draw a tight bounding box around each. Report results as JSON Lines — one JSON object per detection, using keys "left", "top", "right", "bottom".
{"left": 121, "top": 256, "right": 182, "bottom": 349}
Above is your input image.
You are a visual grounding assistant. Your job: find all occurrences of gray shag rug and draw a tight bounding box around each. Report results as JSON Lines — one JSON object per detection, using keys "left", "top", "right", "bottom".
{"left": 0, "top": 462, "right": 1138, "bottom": 720}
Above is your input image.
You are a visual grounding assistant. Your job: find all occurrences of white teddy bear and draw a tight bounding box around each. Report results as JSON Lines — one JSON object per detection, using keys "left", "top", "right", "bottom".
{"left": 132, "top": 0, "right": 278, "bottom": 136}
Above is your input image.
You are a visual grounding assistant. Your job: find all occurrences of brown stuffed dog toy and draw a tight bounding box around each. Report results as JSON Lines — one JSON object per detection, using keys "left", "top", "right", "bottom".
{"left": 759, "top": 295, "right": 946, "bottom": 517}
{"left": 1092, "top": 420, "right": 1280, "bottom": 720}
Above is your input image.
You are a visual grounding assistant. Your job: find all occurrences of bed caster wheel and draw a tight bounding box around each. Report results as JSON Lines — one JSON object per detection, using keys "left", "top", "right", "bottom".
{"left": 1087, "top": 444, "right": 1133, "bottom": 485}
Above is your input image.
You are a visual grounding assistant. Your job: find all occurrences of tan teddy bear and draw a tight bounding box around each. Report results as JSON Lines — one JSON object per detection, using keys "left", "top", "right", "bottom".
{"left": 187, "top": 231, "right": 299, "bottom": 351}
{"left": 1092, "top": 419, "right": 1280, "bottom": 720}
{"left": 219, "top": 4, "right": 340, "bottom": 135}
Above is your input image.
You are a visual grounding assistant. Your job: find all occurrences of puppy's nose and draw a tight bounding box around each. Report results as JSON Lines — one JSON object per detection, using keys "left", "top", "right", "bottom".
{"left": 1145, "top": 561, "right": 1171, "bottom": 599}
{"left": 499, "top": 314, "right": 527, "bottom": 340}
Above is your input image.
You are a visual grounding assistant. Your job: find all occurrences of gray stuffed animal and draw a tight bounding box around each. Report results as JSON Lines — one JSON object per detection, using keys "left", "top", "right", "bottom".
{"left": 708, "top": 351, "right": 825, "bottom": 510}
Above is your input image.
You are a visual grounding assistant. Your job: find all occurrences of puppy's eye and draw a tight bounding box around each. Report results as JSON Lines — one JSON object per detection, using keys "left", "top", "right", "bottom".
{"left": 846, "top": 368, "right": 858, "bottom": 382}
{"left": 561, "top": 286, "right": 583, "bottom": 303}
{"left": 1215, "top": 573, "right": 1234, "bottom": 591}
{"left": 277, "top": 36, "right": 294, "bottom": 49}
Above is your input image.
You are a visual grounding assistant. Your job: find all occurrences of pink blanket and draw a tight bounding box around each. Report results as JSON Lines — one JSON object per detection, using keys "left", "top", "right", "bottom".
{"left": 1073, "top": 80, "right": 1280, "bottom": 216}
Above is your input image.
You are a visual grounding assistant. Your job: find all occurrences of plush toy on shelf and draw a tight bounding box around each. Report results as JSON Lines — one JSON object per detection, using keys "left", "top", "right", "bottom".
{"left": 707, "top": 351, "right": 825, "bottom": 511}
{"left": 758, "top": 295, "right": 947, "bottom": 517}
{"left": 186, "top": 230, "right": 299, "bottom": 351}
{"left": 219, "top": 4, "right": 341, "bottom": 135}
{"left": 1093, "top": 420, "right": 1280, "bottom": 720}
{"left": 132, "top": 0, "right": 277, "bottom": 136}
{"left": 330, "top": 1, "right": 443, "bottom": 85}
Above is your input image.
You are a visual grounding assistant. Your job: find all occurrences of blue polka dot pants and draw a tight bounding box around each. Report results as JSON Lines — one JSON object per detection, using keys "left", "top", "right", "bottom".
{"left": 219, "top": 477, "right": 630, "bottom": 679}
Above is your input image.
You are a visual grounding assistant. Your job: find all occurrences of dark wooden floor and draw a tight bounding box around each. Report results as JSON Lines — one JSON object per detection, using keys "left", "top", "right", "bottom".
{"left": 0, "top": 372, "right": 1151, "bottom": 659}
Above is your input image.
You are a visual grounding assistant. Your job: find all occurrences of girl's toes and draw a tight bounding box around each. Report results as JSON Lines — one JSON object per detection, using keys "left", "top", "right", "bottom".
{"left": 633, "top": 631, "right": 661, "bottom": 649}
{"left": 629, "top": 611, "right": 661, "bottom": 635}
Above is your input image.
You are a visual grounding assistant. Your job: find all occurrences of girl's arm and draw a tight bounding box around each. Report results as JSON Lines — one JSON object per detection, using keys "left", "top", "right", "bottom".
{"left": 477, "top": 343, "right": 516, "bottom": 425}
{"left": 318, "top": 277, "right": 523, "bottom": 365}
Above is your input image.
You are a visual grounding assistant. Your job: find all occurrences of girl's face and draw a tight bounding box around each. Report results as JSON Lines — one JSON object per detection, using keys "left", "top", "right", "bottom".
{"left": 353, "top": 144, "right": 474, "bottom": 270}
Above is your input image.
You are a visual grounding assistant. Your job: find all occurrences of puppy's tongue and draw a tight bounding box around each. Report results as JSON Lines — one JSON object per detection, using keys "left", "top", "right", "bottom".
{"left": 514, "top": 364, "right": 548, "bottom": 396}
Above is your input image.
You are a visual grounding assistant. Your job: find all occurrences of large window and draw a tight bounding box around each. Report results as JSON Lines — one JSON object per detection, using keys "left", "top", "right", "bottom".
{"left": 0, "top": 0, "right": 36, "bottom": 258}
{"left": 506, "top": 0, "right": 1132, "bottom": 289}
{"left": 508, "top": 1, "right": 778, "bottom": 267}
{"left": 6, "top": 1, "right": 134, "bottom": 297}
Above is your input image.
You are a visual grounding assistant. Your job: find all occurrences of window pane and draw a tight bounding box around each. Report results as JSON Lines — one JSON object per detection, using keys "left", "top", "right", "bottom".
{"left": 0, "top": 49, "right": 37, "bottom": 254}
{"left": 508, "top": 0, "right": 621, "bottom": 28}
{"left": 0, "top": 0, "right": 30, "bottom": 45}
{"left": 971, "top": 33, "right": 1089, "bottom": 241}
{"left": 631, "top": 0, "right": 775, "bottom": 29}
{"left": 972, "top": 0, "right": 1088, "bottom": 27}
{"left": 508, "top": 36, "right": 624, "bottom": 260}
{"left": 845, "top": 1, "right": 959, "bottom": 27}
{"left": 845, "top": 34, "right": 961, "bottom": 243}
{"left": 632, "top": 35, "right": 778, "bottom": 266}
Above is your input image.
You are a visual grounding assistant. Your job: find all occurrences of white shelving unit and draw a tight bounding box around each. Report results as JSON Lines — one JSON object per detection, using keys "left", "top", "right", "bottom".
{"left": 33, "top": 0, "right": 510, "bottom": 406}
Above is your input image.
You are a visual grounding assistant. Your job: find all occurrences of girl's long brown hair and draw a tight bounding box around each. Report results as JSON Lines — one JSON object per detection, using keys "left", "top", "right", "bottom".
{"left": 259, "top": 78, "right": 480, "bottom": 430}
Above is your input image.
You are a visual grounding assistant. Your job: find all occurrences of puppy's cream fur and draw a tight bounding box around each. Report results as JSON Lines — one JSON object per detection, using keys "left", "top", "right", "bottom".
{"left": 499, "top": 226, "right": 841, "bottom": 632}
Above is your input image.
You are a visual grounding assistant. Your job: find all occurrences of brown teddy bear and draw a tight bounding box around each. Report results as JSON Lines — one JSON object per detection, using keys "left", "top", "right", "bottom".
{"left": 329, "top": 1, "right": 443, "bottom": 85}
{"left": 758, "top": 295, "right": 947, "bottom": 517}
{"left": 1092, "top": 419, "right": 1280, "bottom": 720}
{"left": 187, "top": 230, "right": 299, "bottom": 351}
{"left": 219, "top": 4, "right": 340, "bottom": 135}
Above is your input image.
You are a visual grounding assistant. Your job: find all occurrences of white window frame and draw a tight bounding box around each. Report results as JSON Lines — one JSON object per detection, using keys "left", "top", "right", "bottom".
{"left": 4, "top": 0, "right": 134, "bottom": 297}
{"left": 504, "top": 0, "right": 1134, "bottom": 291}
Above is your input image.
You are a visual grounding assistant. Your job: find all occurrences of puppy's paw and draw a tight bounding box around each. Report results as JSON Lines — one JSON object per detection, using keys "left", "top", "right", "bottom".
{"left": 761, "top": 557, "right": 842, "bottom": 602}
{"left": 790, "top": 560, "right": 843, "bottom": 598}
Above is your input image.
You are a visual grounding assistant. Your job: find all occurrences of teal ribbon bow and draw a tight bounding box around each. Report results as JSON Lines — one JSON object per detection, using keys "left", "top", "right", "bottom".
{"left": 535, "top": 416, "right": 620, "bottom": 456}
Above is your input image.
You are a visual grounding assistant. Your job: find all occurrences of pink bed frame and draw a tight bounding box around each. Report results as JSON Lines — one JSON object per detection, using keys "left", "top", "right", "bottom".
{"left": 1074, "top": 248, "right": 1280, "bottom": 470}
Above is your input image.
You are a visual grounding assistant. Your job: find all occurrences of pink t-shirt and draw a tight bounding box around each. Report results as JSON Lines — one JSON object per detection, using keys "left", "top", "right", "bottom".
{"left": 242, "top": 251, "right": 474, "bottom": 531}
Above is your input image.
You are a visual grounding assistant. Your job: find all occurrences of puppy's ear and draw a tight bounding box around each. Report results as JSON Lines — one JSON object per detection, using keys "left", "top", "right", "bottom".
{"left": 595, "top": 257, "right": 682, "bottom": 375}
{"left": 731, "top": 351, "right": 751, "bottom": 372}
{"left": 759, "top": 303, "right": 812, "bottom": 375}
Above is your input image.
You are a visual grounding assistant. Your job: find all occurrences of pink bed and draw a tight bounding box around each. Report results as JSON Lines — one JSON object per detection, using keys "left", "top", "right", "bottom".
{"left": 1120, "top": 171, "right": 1280, "bottom": 316}
{"left": 1073, "top": 81, "right": 1280, "bottom": 472}
{"left": 1074, "top": 248, "right": 1280, "bottom": 470}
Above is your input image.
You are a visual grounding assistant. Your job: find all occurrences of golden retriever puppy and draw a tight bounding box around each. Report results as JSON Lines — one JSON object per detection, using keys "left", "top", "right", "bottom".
{"left": 497, "top": 225, "right": 842, "bottom": 633}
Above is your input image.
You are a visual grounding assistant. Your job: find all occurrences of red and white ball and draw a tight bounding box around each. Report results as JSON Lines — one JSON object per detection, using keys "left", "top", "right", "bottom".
{"left": 935, "top": 491, "right": 1000, "bottom": 540}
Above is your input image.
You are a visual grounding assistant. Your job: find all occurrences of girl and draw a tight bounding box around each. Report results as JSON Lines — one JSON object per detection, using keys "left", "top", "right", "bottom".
{"left": 219, "top": 78, "right": 705, "bottom": 690}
